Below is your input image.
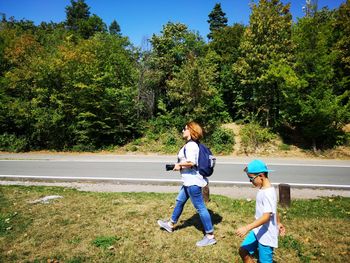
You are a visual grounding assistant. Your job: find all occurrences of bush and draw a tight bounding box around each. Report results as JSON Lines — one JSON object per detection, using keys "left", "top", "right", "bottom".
{"left": 206, "top": 127, "right": 235, "bottom": 154}
{"left": 159, "top": 128, "right": 184, "bottom": 153}
{"left": 240, "top": 123, "right": 276, "bottom": 153}
{"left": 279, "top": 143, "right": 291, "bottom": 151}
{"left": 147, "top": 115, "right": 184, "bottom": 135}
{"left": 71, "top": 144, "right": 96, "bottom": 152}
{"left": 0, "top": 133, "right": 28, "bottom": 152}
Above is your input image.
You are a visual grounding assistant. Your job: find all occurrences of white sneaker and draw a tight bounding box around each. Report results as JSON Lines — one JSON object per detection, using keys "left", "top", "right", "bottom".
{"left": 157, "top": 220, "right": 173, "bottom": 233}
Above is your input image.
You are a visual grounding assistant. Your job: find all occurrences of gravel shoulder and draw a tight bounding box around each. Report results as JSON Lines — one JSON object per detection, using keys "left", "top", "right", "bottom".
{"left": 1, "top": 180, "right": 349, "bottom": 199}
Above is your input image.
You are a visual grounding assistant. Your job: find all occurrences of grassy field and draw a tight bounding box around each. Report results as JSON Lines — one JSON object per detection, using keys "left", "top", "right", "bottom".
{"left": 0, "top": 185, "right": 349, "bottom": 262}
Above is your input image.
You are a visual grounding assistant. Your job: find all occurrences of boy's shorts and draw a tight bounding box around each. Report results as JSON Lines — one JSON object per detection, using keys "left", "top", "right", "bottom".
{"left": 241, "top": 231, "right": 274, "bottom": 263}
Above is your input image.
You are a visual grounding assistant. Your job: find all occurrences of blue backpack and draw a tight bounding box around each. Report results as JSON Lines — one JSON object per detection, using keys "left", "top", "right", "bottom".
{"left": 184, "top": 141, "right": 216, "bottom": 177}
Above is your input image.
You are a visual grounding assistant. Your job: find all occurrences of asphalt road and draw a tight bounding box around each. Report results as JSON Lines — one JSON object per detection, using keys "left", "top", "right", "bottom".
{"left": 1, "top": 154, "right": 349, "bottom": 188}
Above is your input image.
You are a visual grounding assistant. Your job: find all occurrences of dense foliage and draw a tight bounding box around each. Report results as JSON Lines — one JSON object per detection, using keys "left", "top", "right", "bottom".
{"left": 0, "top": 0, "right": 349, "bottom": 152}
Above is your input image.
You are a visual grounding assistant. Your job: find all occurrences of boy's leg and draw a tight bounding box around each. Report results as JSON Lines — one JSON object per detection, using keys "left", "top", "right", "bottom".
{"left": 170, "top": 186, "right": 189, "bottom": 224}
{"left": 238, "top": 248, "right": 255, "bottom": 263}
{"left": 258, "top": 243, "right": 274, "bottom": 263}
{"left": 239, "top": 231, "right": 258, "bottom": 263}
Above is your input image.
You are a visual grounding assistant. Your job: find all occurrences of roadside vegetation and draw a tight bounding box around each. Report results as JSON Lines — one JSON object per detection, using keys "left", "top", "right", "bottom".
{"left": 0, "top": 185, "right": 349, "bottom": 262}
{"left": 0, "top": 0, "right": 349, "bottom": 156}
{"left": 112, "top": 122, "right": 349, "bottom": 159}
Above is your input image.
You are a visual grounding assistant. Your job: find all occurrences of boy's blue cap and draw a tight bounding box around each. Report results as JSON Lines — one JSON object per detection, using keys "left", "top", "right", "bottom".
{"left": 246, "top": 159, "right": 272, "bottom": 174}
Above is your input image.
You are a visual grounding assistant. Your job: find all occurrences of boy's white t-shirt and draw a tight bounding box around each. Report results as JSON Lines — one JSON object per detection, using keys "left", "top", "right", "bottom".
{"left": 177, "top": 141, "right": 207, "bottom": 187}
{"left": 253, "top": 186, "right": 279, "bottom": 248}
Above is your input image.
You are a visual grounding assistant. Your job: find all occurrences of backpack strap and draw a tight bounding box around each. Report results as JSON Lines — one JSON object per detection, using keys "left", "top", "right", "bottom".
{"left": 183, "top": 140, "right": 199, "bottom": 168}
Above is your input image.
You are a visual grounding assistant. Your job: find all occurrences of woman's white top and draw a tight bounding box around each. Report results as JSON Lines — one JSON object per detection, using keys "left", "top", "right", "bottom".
{"left": 177, "top": 141, "right": 207, "bottom": 187}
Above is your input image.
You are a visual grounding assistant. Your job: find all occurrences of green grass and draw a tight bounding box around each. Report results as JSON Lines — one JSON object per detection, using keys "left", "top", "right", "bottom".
{"left": 0, "top": 185, "right": 349, "bottom": 262}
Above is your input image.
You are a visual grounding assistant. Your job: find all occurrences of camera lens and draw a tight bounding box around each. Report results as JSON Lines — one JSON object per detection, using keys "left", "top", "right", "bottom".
{"left": 165, "top": 164, "right": 175, "bottom": 171}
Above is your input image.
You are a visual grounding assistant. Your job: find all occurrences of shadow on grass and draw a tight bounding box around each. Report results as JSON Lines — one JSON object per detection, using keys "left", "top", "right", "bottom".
{"left": 174, "top": 209, "right": 222, "bottom": 234}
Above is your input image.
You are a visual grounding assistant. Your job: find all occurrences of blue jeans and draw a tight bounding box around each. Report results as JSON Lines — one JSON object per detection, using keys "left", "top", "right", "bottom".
{"left": 170, "top": 185, "right": 214, "bottom": 234}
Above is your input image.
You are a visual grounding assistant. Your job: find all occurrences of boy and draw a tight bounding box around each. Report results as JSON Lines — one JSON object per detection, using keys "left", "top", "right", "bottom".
{"left": 236, "top": 159, "right": 285, "bottom": 263}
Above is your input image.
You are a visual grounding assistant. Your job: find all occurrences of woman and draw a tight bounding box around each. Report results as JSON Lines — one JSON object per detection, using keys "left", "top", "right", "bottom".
{"left": 157, "top": 121, "right": 216, "bottom": 247}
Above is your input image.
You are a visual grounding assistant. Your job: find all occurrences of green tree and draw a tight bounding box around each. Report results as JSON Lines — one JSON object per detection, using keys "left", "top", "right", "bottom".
{"left": 149, "top": 22, "right": 206, "bottom": 115}
{"left": 207, "top": 3, "right": 228, "bottom": 40}
{"left": 0, "top": 25, "right": 140, "bottom": 150}
{"left": 233, "top": 0, "right": 293, "bottom": 127}
{"left": 50, "top": 34, "right": 140, "bottom": 149}
{"left": 209, "top": 23, "right": 245, "bottom": 64}
{"left": 65, "top": 0, "right": 106, "bottom": 39}
{"left": 109, "top": 20, "right": 121, "bottom": 35}
{"left": 78, "top": 14, "right": 106, "bottom": 39}
{"left": 288, "top": 8, "right": 349, "bottom": 150}
{"left": 208, "top": 23, "right": 245, "bottom": 118}
{"left": 65, "top": 0, "right": 90, "bottom": 31}
{"left": 0, "top": 30, "right": 43, "bottom": 148}
{"left": 332, "top": 0, "right": 350, "bottom": 96}
{"left": 166, "top": 51, "right": 230, "bottom": 131}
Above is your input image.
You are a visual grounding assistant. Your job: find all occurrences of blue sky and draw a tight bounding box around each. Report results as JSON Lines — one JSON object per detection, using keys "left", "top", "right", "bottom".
{"left": 0, "top": 0, "right": 345, "bottom": 47}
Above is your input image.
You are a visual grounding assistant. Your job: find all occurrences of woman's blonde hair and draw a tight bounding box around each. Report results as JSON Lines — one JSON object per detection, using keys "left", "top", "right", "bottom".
{"left": 187, "top": 121, "right": 203, "bottom": 141}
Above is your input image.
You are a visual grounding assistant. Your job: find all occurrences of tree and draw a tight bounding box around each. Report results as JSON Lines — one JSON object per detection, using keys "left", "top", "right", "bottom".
{"left": 77, "top": 14, "right": 107, "bottom": 39}
{"left": 149, "top": 22, "right": 206, "bottom": 116}
{"left": 233, "top": 0, "right": 293, "bottom": 127}
{"left": 0, "top": 22, "right": 140, "bottom": 150}
{"left": 208, "top": 23, "right": 245, "bottom": 117}
{"left": 166, "top": 51, "right": 230, "bottom": 131}
{"left": 47, "top": 34, "right": 140, "bottom": 149}
{"left": 209, "top": 23, "right": 245, "bottom": 64}
{"left": 207, "top": 3, "right": 228, "bottom": 40}
{"left": 288, "top": 8, "right": 349, "bottom": 150}
{"left": 109, "top": 20, "right": 121, "bottom": 36}
{"left": 332, "top": 0, "right": 350, "bottom": 96}
{"left": 65, "top": 0, "right": 90, "bottom": 31}
{"left": 65, "top": 0, "right": 106, "bottom": 39}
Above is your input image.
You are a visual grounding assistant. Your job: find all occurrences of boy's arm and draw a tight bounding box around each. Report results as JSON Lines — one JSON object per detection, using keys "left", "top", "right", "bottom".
{"left": 277, "top": 212, "right": 286, "bottom": 236}
{"left": 236, "top": 213, "right": 271, "bottom": 238}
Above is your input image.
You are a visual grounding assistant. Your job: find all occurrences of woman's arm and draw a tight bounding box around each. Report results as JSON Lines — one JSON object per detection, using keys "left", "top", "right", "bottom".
{"left": 174, "top": 162, "right": 194, "bottom": 171}
{"left": 174, "top": 142, "right": 198, "bottom": 171}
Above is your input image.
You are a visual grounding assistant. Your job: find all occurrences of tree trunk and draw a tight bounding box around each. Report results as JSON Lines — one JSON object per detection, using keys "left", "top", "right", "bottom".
{"left": 312, "top": 138, "right": 317, "bottom": 153}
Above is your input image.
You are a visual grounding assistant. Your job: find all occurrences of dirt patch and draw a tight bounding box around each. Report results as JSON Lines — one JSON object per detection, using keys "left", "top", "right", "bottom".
{"left": 222, "top": 123, "right": 350, "bottom": 159}
{"left": 343, "top": 123, "right": 350, "bottom": 132}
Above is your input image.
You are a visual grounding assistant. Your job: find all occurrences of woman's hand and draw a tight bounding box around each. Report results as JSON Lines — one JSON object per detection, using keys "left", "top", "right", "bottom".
{"left": 174, "top": 163, "right": 182, "bottom": 171}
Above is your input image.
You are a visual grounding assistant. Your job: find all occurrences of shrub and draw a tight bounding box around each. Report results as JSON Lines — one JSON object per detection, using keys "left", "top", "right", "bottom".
{"left": 159, "top": 128, "right": 184, "bottom": 153}
{"left": 206, "top": 127, "right": 235, "bottom": 154}
{"left": 71, "top": 144, "right": 96, "bottom": 152}
{"left": 240, "top": 122, "right": 276, "bottom": 153}
{"left": 279, "top": 143, "right": 291, "bottom": 151}
{"left": 0, "top": 133, "right": 28, "bottom": 152}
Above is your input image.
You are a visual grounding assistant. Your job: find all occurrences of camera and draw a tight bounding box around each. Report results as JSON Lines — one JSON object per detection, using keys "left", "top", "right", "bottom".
{"left": 165, "top": 164, "right": 175, "bottom": 171}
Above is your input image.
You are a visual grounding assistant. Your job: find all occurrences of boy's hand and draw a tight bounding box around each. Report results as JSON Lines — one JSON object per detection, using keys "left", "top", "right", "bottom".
{"left": 236, "top": 226, "right": 249, "bottom": 238}
{"left": 278, "top": 223, "right": 286, "bottom": 236}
